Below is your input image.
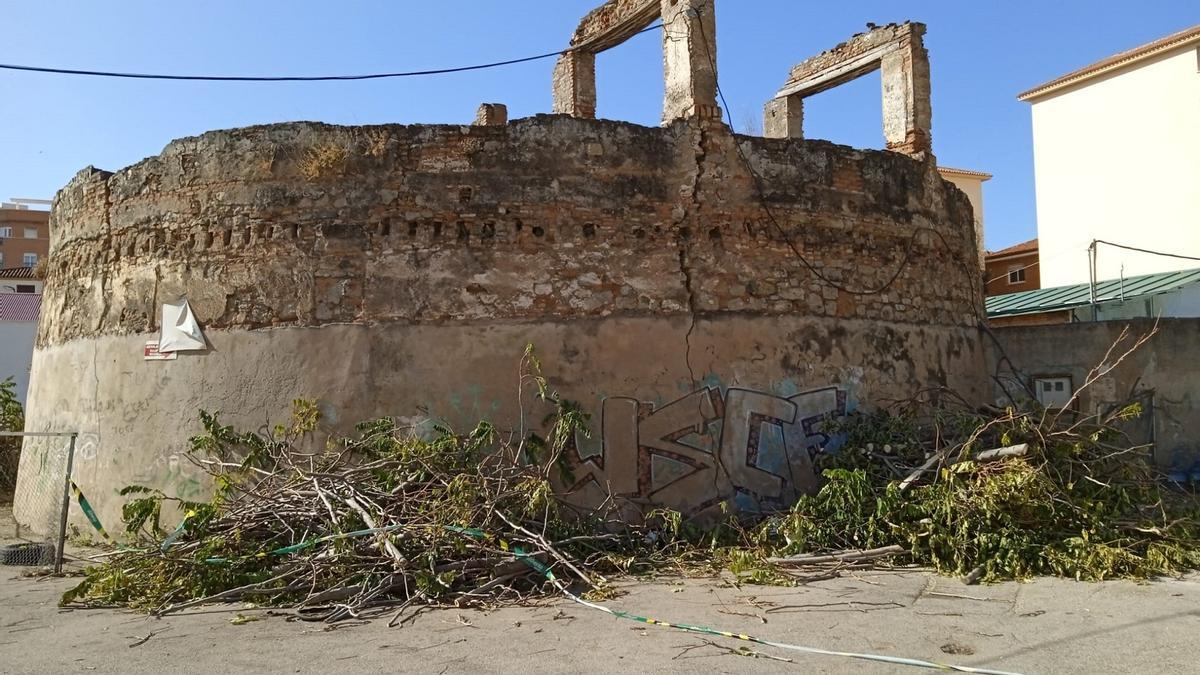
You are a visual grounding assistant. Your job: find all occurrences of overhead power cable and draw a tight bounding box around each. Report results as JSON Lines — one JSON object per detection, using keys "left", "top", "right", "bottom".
{"left": 982, "top": 237, "right": 1093, "bottom": 288}
{"left": 1093, "top": 239, "right": 1200, "bottom": 263}
{"left": 0, "top": 23, "right": 662, "bottom": 82}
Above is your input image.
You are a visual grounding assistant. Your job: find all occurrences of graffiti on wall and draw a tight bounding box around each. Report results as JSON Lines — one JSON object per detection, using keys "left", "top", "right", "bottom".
{"left": 556, "top": 386, "right": 849, "bottom": 517}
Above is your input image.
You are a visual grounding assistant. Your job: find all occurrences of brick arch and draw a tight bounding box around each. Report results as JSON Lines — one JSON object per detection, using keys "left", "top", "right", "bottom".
{"left": 765, "top": 22, "right": 933, "bottom": 159}
{"left": 552, "top": 0, "right": 721, "bottom": 125}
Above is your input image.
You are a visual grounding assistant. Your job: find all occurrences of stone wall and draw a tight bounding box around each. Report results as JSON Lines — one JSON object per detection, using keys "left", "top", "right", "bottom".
{"left": 16, "top": 115, "right": 987, "bottom": 531}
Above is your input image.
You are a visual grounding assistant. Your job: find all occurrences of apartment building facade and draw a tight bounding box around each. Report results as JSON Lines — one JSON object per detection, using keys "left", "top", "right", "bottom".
{"left": 1020, "top": 25, "right": 1200, "bottom": 288}
{"left": 0, "top": 201, "right": 50, "bottom": 270}
{"left": 984, "top": 239, "right": 1040, "bottom": 297}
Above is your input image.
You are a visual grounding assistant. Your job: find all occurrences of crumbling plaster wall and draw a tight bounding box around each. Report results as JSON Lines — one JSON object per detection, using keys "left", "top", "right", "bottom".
{"left": 17, "top": 116, "right": 986, "bottom": 530}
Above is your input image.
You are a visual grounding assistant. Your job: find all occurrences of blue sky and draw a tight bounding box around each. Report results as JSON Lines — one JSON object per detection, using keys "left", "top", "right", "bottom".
{"left": 1, "top": 1, "right": 1194, "bottom": 249}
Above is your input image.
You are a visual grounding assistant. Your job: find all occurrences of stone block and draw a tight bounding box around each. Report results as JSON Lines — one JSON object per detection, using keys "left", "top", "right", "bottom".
{"left": 474, "top": 103, "right": 508, "bottom": 127}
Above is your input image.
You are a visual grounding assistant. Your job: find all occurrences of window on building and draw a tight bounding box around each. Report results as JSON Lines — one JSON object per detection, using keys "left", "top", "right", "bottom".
{"left": 15, "top": 284, "right": 35, "bottom": 293}
{"left": 23, "top": 228, "right": 38, "bottom": 239}
{"left": 0, "top": 227, "right": 11, "bottom": 238}
{"left": 1007, "top": 266, "right": 1026, "bottom": 284}
{"left": 1034, "top": 376, "right": 1073, "bottom": 409}
{"left": 22, "top": 253, "right": 38, "bottom": 267}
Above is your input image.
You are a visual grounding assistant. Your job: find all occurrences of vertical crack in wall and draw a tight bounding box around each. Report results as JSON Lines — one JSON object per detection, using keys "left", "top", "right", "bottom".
{"left": 678, "top": 244, "right": 698, "bottom": 386}
{"left": 150, "top": 264, "right": 161, "bottom": 332}
{"left": 673, "top": 120, "right": 735, "bottom": 502}
{"left": 94, "top": 174, "right": 114, "bottom": 458}
{"left": 674, "top": 121, "right": 709, "bottom": 390}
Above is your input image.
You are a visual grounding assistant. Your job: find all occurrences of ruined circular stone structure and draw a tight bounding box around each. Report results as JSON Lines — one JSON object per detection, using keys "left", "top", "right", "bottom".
{"left": 16, "top": 115, "right": 987, "bottom": 529}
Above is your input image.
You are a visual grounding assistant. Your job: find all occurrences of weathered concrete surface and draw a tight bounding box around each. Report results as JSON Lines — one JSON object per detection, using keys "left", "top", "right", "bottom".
{"left": 1, "top": 519, "right": 1197, "bottom": 675}
{"left": 989, "top": 318, "right": 1200, "bottom": 476}
{"left": 19, "top": 314, "right": 986, "bottom": 533}
{"left": 17, "top": 114, "right": 985, "bottom": 532}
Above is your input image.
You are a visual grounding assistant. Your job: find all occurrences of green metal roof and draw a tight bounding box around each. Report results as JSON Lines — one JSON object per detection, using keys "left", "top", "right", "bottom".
{"left": 986, "top": 267, "right": 1200, "bottom": 317}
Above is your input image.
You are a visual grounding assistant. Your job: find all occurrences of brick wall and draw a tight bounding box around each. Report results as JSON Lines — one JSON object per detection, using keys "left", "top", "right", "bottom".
{"left": 785, "top": 23, "right": 920, "bottom": 83}
{"left": 0, "top": 207, "right": 49, "bottom": 269}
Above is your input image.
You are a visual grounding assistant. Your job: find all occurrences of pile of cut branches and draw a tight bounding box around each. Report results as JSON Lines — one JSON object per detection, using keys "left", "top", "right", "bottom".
{"left": 61, "top": 387, "right": 720, "bottom": 619}
{"left": 757, "top": 402, "right": 1200, "bottom": 582}
{"left": 759, "top": 327, "right": 1200, "bottom": 582}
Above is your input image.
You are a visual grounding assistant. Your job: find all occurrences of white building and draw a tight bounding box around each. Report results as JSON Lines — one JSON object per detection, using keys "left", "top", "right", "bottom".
{"left": 1020, "top": 24, "right": 1200, "bottom": 288}
{"left": 937, "top": 166, "right": 992, "bottom": 270}
{"left": 0, "top": 293, "right": 41, "bottom": 405}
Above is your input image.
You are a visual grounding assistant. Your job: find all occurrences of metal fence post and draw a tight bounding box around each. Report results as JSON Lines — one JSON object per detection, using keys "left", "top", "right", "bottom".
{"left": 54, "top": 433, "right": 78, "bottom": 574}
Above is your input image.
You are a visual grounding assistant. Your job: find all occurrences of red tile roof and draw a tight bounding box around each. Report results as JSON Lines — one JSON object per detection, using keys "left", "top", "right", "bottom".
{"left": 0, "top": 293, "right": 41, "bottom": 321}
{"left": 1019, "top": 24, "right": 1200, "bottom": 101}
{"left": 937, "top": 166, "right": 993, "bottom": 181}
{"left": 987, "top": 238, "right": 1038, "bottom": 259}
{"left": 0, "top": 267, "right": 37, "bottom": 279}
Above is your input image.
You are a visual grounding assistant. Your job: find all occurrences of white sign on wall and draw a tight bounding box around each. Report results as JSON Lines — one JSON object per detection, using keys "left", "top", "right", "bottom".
{"left": 159, "top": 299, "right": 207, "bottom": 353}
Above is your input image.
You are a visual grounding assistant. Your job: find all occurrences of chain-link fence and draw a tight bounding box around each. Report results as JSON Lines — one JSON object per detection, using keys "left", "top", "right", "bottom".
{"left": 1, "top": 431, "right": 76, "bottom": 572}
